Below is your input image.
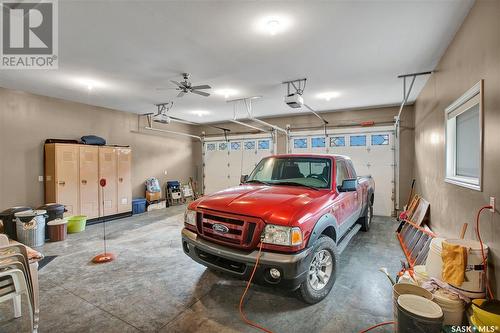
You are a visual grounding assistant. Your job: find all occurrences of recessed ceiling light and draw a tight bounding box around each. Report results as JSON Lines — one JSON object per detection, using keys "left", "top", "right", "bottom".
{"left": 255, "top": 15, "right": 291, "bottom": 36}
{"left": 266, "top": 20, "right": 280, "bottom": 36}
{"left": 73, "top": 77, "right": 105, "bottom": 91}
{"left": 191, "top": 110, "right": 210, "bottom": 117}
{"left": 214, "top": 88, "right": 239, "bottom": 99}
{"left": 316, "top": 91, "right": 341, "bottom": 101}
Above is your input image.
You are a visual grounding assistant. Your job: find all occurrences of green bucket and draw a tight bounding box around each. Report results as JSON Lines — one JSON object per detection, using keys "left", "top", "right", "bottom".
{"left": 66, "top": 216, "right": 87, "bottom": 233}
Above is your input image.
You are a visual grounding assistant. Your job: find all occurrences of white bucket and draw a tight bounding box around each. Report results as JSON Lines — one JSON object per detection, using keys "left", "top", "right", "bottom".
{"left": 425, "top": 238, "right": 488, "bottom": 296}
{"left": 425, "top": 238, "right": 444, "bottom": 280}
{"left": 414, "top": 265, "right": 429, "bottom": 286}
{"left": 432, "top": 288, "right": 465, "bottom": 325}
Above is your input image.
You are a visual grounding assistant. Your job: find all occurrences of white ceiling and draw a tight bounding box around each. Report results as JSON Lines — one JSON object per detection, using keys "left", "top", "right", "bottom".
{"left": 0, "top": 0, "right": 474, "bottom": 123}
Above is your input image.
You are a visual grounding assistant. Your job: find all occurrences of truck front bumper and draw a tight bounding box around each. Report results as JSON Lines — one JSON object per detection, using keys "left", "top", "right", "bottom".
{"left": 181, "top": 228, "right": 313, "bottom": 290}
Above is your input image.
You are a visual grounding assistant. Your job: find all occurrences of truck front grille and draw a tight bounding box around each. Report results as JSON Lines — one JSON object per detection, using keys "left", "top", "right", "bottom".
{"left": 197, "top": 210, "right": 262, "bottom": 250}
{"left": 195, "top": 248, "right": 246, "bottom": 274}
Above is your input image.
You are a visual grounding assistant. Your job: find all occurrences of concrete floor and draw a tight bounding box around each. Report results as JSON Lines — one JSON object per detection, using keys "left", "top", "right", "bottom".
{"left": 0, "top": 205, "right": 403, "bottom": 333}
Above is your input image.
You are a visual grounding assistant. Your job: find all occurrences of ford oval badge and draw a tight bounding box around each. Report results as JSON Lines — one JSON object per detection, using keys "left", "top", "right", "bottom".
{"left": 212, "top": 223, "right": 229, "bottom": 234}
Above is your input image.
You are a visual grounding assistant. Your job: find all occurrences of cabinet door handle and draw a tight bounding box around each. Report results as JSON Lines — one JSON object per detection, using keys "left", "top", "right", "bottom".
{"left": 58, "top": 181, "right": 66, "bottom": 186}
{"left": 119, "top": 177, "right": 123, "bottom": 183}
{"left": 81, "top": 180, "right": 87, "bottom": 185}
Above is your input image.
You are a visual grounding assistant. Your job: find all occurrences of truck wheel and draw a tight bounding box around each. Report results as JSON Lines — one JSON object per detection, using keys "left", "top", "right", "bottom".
{"left": 298, "top": 236, "right": 338, "bottom": 304}
{"left": 359, "top": 204, "right": 373, "bottom": 232}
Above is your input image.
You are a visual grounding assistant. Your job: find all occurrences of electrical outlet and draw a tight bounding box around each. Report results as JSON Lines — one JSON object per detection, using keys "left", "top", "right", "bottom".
{"left": 490, "top": 197, "right": 496, "bottom": 213}
{"left": 38, "top": 176, "right": 44, "bottom": 182}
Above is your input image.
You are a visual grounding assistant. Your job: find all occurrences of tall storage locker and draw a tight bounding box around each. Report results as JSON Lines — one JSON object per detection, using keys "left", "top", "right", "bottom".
{"left": 98, "top": 147, "right": 118, "bottom": 216}
{"left": 44, "top": 144, "right": 80, "bottom": 216}
{"left": 116, "top": 148, "right": 132, "bottom": 213}
{"left": 79, "top": 146, "right": 99, "bottom": 219}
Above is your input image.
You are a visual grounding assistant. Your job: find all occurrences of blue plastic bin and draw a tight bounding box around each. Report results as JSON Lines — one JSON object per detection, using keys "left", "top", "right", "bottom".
{"left": 132, "top": 198, "right": 147, "bottom": 215}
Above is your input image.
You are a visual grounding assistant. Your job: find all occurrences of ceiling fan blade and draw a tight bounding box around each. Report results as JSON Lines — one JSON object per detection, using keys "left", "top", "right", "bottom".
{"left": 170, "top": 80, "right": 184, "bottom": 87}
{"left": 190, "top": 85, "right": 211, "bottom": 90}
{"left": 177, "top": 91, "right": 186, "bottom": 98}
{"left": 191, "top": 90, "right": 210, "bottom": 97}
{"left": 156, "top": 87, "right": 177, "bottom": 91}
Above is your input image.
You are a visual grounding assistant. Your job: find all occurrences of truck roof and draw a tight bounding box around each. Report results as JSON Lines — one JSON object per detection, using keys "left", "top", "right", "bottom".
{"left": 267, "top": 153, "right": 351, "bottom": 160}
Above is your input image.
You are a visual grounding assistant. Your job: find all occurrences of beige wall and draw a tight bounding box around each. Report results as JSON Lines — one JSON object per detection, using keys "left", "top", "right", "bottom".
{"left": 0, "top": 87, "right": 198, "bottom": 211}
{"left": 414, "top": 0, "right": 500, "bottom": 291}
{"left": 201, "top": 105, "right": 415, "bottom": 210}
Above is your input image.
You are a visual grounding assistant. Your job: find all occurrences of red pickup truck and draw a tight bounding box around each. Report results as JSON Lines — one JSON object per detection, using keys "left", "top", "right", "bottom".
{"left": 182, "top": 154, "right": 375, "bottom": 303}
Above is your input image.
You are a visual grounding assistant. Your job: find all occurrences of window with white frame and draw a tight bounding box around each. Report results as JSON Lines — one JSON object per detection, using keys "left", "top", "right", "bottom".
{"left": 445, "top": 81, "right": 483, "bottom": 191}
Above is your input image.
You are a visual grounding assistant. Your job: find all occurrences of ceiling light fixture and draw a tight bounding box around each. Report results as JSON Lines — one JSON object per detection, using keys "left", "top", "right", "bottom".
{"left": 266, "top": 20, "right": 280, "bottom": 36}
{"left": 255, "top": 15, "right": 291, "bottom": 36}
{"left": 316, "top": 91, "right": 341, "bottom": 101}
{"left": 215, "top": 88, "right": 239, "bottom": 99}
{"left": 73, "top": 77, "right": 105, "bottom": 91}
{"left": 191, "top": 110, "right": 210, "bottom": 117}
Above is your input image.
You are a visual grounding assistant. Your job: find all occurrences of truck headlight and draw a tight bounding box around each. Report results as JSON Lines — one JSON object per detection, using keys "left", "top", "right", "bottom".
{"left": 184, "top": 209, "right": 197, "bottom": 226}
{"left": 262, "top": 225, "right": 302, "bottom": 246}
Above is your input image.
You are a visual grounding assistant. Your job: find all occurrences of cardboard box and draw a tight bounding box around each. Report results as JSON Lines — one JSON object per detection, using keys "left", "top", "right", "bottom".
{"left": 146, "top": 191, "right": 161, "bottom": 202}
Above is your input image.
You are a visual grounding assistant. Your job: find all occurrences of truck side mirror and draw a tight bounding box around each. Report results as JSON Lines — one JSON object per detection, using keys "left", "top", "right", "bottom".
{"left": 339, "top": 179, "right": 357, "bottom": 192}
{"left": 240, "top": 175, "right": 248, "bottom": 184}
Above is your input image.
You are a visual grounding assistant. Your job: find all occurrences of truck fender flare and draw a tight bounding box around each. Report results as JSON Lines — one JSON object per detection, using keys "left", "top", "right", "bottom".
{"left": 361, "top": 189, "right": 374, "bottom": 216}
{"left": 306, "top": 213, "right": 339, "bottom": 247}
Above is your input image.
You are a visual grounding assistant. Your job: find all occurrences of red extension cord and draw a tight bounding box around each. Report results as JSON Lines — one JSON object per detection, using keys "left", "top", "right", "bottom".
{"left": 239, "top": 241, "right": 274, "bottom": 333}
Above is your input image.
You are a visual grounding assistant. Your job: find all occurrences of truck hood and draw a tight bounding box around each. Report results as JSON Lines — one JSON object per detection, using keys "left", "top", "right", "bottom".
{"left": 193, "top": 185, "right": 329, "bottom": 226}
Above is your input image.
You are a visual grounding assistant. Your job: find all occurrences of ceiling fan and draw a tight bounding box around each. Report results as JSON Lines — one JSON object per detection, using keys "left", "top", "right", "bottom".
{"left": 158, "top": 73, "right": 211, "bottom": 98}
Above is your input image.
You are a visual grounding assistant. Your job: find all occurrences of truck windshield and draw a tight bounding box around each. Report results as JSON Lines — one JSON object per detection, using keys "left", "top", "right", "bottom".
{"left": 246, "top": 157, "right": 331, "bottom": 189}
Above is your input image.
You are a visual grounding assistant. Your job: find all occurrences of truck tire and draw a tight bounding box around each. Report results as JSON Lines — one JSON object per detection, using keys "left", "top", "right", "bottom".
{"left": 297, "top": 236, "right": 338, "bottom": 304}
{"left": 359, "top": 203, "right": 373, "bottom": 232}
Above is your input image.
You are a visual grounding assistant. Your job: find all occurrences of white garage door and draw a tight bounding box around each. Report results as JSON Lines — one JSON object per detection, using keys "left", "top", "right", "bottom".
{"left": 289, "top": 127, "right": 395, "bottom": 216}
{"left": 204, "top": 135, "right": 274, "bottom": 195}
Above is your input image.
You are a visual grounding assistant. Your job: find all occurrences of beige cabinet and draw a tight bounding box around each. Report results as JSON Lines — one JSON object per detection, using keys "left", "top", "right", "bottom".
{"left": 45, "top": 144, "right": 132, "bottom": 219}
{"left": 98, "top": 147, "right": 118, "bottom": 217}
{"left": 117, "top": 148, "right": 132, "bottom": 213}
{"left": 79, "top": 146, "right": 99, "bottom": 219}
{"left": 45, "top": 144, "right": 80, "bottom": 216}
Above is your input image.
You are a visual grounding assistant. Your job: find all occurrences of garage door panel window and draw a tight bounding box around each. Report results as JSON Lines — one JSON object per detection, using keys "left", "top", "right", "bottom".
{"left": 350, "top": 135, "right": 366, "bottom": 146}
{"left": 230, "top": 142, "right": 241, "bottom": 151}
{"left": 311, "top": 137, "right": 326, "bottom": 148}
{"left": 244, "top": 141, "right": 255, "bottom": 150}
{"left": 258, "top": 140, "right": 270, "bottom": 150}
{"left": 206, "top": 143, "right": 216, "bottom": 151}
{"left": 330, "top": 136, "right": 345, "bottom": 147}
{"left": 445, "top": 81, "right": 483, "bottom": 191}
{"left": 371, "top": 134, "right": 389, "bottom": 145}
{"left": 218, "top": 142, "right": 228, "bottom": 151}
{"left": 294, "top": 138, "right": 308, "bottom": 149}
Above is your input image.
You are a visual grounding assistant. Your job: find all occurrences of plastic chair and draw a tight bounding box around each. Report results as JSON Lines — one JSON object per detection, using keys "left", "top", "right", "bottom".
{"left": 0, "top": 274, "right": 21, "bottom": 317}
{"left": 0, "top": 243, "right": 39, "bottom": 332}
{"left": 0, "top": 268, "right": 33, "bottom": 332}
{"left": 0, "top": 234, "right": 8, "bottom": 246}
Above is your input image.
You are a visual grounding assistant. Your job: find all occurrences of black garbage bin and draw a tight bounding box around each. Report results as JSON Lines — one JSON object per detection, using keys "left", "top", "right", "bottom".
{"left": 0, "top": 206, "right": 32, "bottom": 240}
{"left": 37, "top": 203, "right": 65, "bottom": 239}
